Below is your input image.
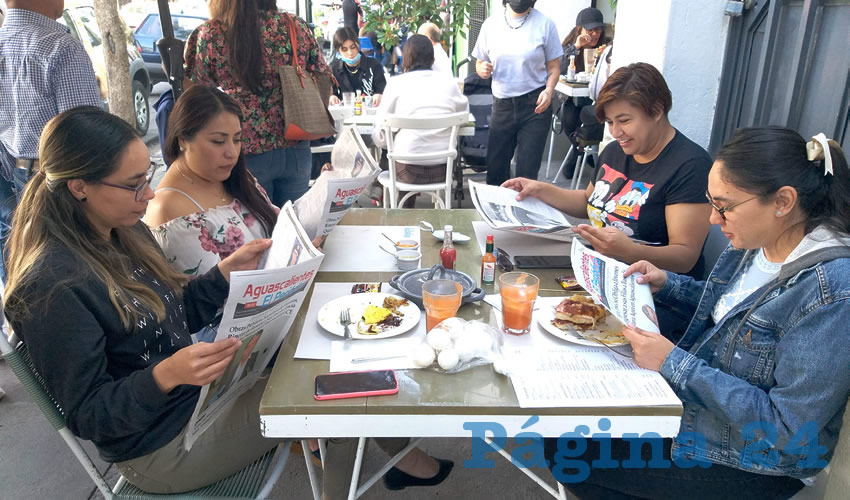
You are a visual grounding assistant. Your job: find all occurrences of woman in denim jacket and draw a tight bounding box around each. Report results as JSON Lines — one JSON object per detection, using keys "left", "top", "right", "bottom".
{"left": 546, "top": 127, "right": 850, "bottom": 499}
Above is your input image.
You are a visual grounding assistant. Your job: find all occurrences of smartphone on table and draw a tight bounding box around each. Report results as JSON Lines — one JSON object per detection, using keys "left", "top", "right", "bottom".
{"left": 514, "top": 255, "right": 572, "bottom": 269}
{"left": 314, "top": 369, "right": 399, "bottom": 401}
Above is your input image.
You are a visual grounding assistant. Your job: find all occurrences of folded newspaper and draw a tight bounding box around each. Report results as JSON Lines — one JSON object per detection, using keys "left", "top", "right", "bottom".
{"left": 469, "top": 181, "right": 586, "bottom": 242}
{"left": 294, "top": 126, "right": 381, "bottom": 240}
{"left": 184, "top": 202, "right": 324, "bottom": 450}
{"left": 570, "top": 239, "right": 660, "bottom": 333}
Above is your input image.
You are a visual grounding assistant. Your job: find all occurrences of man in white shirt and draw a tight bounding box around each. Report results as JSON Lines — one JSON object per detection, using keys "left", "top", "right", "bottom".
{"left": 417, "top": 22, "right": 452, "bottom": 75}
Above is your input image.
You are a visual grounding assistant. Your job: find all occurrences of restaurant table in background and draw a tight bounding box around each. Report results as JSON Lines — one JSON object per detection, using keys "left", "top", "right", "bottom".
{"left": 546, "top": 78, "right": 592, "bottom": 181}
{"left": 260, "top": 208, "right": 682, "bottom": 499}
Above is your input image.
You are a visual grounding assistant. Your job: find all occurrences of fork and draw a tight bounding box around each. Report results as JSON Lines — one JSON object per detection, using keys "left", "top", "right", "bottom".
{"left": 340, "top": 308, "right": 353, "bottom": 341}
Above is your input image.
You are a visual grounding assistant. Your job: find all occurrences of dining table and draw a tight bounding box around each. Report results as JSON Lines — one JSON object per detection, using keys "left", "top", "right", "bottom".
{"left": 259, "top": 208, "right": 682, "bottom": 500}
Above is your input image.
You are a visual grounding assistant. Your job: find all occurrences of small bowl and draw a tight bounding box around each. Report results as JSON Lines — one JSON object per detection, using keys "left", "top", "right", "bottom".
{"left": 396, "top": 250, "right": 421, "bottom": 270}
{"left": 394, "top": 239, "right": 420, "bottom": 251}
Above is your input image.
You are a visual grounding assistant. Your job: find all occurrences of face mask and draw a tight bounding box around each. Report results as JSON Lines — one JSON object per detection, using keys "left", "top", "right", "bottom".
{"left": 340, "top": 52, "right": 361, "bottom": 66}
{"left": 508, "top": 0, "right": 533, "bottom": 14}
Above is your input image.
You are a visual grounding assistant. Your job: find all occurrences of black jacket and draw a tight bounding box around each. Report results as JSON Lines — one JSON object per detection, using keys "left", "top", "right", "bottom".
{"left": 331, "top": 56, "right": 387, "bottom": 98}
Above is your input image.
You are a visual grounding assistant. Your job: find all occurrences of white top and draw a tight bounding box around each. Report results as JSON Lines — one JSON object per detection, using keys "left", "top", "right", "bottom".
{"left": 589, "top": 45, "right": 613, "bottom": 101}
{"left": 150, "top": 188, "right": 272, "bottom": 278}
{"left": 431, "top": 43, "right": 452, "bottom": 75}
{"left": 711, "top": 249, "right": 782, "bottom": 323}
{"left": 472, "top": 8, "right": 563, "bottom": 98}
{"left": 371, "top": 69, "right": 469, "bottom": 165}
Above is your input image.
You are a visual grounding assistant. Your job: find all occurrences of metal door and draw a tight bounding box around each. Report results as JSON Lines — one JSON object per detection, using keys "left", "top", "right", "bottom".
{"left": 710, "top": 0, "right": 850, "bottom": 154}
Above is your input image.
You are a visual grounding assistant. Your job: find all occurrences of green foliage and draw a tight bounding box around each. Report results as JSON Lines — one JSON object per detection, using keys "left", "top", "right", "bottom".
{"left": 362, "top": 0, "right": 476, "bottom": 49}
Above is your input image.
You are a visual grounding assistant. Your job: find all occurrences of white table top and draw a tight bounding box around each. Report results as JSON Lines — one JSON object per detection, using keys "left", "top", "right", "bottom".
{"left": 328, "top": 105, "right": 476, "bottom": 137}
{"left": 555, "top": 79, "right": 591, "bottom": 98}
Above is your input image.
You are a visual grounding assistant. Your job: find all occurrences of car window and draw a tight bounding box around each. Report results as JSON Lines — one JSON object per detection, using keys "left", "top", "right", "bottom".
{"left": 58, "top": 11, "right": 82, "bottom": 44}
{"left": 172, "top": 16, "right": 205, "bottom": 40}
{"left": 137, "top": 14, "right": 162, "bottom": 38}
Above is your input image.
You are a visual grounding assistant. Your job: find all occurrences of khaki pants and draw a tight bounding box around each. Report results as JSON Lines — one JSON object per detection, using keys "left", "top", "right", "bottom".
{"left": 117, "top": 379, "right": 409, "bottom": 496}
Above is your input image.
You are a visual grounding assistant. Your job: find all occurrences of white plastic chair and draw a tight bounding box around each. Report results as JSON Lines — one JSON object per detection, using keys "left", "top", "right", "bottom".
{"left": 377, "top": 111, "right": 468, "bottom": 209}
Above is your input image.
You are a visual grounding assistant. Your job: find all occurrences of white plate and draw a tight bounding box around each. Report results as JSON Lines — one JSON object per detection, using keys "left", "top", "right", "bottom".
{"left": 317, "top": 293, "right": 421, "bottom": 340}
{"left": 536, "top": 297, "right": 630, "bottom": 347}
{"left": 431, "top": 230, "right": 471, "bottom": 243}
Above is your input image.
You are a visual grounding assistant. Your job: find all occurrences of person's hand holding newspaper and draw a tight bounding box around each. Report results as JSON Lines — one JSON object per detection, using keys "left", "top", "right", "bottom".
{"left": 501, "top": 177, "right": 547, "bottom": 201}
{"left": 622, "top": 259, "right": 674, "bottom": 371}
{"left": 573, "top": 224, "right": 639, "bottom": 263}
{"left": 217, "top": 239, "right": 273, "bottom": 282}
{"left": 153, "top": 338, "right": 241, "bottom": 394}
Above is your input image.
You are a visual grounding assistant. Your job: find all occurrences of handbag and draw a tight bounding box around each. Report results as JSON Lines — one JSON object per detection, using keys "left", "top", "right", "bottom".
{"left": 278, "top": 13, "right": 336, "bottom": 141}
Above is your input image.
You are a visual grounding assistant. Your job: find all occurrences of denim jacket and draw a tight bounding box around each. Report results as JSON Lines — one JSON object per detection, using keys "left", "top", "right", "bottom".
{"left": 654, "top": 226, "right": 850, "bottom": 478}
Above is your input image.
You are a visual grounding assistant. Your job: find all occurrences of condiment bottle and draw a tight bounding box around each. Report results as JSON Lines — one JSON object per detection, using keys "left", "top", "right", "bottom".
{"left": 354, "top": 95, "right": 362, "bottom": 116}
{"left": 439, "top": 225, "right": 456, "bottom": 270}
{"left": 481, "top": 234, "right": 496, "bottom": 285}
{"left": 567, "top": 55, "right": 576, "bottom": 81}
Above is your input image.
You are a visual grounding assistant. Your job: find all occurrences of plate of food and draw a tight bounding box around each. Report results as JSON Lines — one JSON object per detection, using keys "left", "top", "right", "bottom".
{"left": 537, "top": 295, "right": 630, "bottom": 347}
{"left": 318, "top": 293, "right": 421, "bottom": 339}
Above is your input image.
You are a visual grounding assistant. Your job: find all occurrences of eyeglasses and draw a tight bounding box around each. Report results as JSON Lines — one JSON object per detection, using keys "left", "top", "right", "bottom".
{"left": 495, "top": 247, "right": 514, "bottom": 272}
{"left": 705, "top": 190, "right": 757, "bottom": 221}
{"left": 100, "top": 161, "right": 158, "bottom": 201}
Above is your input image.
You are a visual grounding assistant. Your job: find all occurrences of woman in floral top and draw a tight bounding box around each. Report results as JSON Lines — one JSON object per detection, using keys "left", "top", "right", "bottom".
{"left": 183, "top": 0, "right": 333, "bottom": 207}
{"left": 144, "top": 85, "right": 278, "bottom": 316}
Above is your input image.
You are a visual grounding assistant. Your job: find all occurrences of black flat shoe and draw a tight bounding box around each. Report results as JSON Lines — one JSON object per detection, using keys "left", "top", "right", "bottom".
{"left": 383, "top": 458, "right": 454, "bottom": 491}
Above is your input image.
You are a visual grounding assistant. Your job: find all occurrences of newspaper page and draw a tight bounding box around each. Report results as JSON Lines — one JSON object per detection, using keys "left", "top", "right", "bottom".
{"left": 570, "top": 239, "right": 660, "bottom": 333}
{"left": 184, "top": 203, "right": 324, "bottom": 450}
{"left": 294, "top": 126, "right": 380, "bottom": 240}
{"left": 469, "top": 181, "right": 585, "bottom": 242}
{"left": 506, "top": 346, "right": 680, "bottom": 408}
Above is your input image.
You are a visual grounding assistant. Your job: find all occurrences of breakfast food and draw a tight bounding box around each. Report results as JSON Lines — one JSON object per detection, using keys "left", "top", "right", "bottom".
{"left": 382, "top": 296, "right": 409, "bottom": 316}
{"left": 552, "top": 295, "right": 607, "bottom": 330}
{"left": 358, "top": 305, "right": 402, "bottom": 334}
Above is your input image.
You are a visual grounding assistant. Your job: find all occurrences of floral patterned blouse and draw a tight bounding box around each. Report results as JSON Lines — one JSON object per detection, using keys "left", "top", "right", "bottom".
{"left": 183, "top": 10, "right": 332, "bottom": 155}
{"left": 151, "top": 193, "right": 277, "bottom": 278}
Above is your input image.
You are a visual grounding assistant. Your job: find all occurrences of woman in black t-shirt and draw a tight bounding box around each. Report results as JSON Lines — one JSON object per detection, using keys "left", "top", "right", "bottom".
{"left": 328, "top": 27, "right": 386, "bottom": 107}
{"left": 503, "top": 63, "right": 712, "bottom": 278}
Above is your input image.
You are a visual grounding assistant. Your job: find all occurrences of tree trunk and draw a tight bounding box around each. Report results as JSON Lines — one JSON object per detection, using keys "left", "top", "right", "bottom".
{"left": 93, "top": 0, "right": 134, "bottom": 127}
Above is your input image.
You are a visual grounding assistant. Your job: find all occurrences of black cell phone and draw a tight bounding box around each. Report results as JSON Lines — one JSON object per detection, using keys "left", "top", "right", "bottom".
{"left": 514, "top": 255, "right": 572, "bottom": 269}
{"left": 314, "top": 369, "right": 399, "bottom": 400}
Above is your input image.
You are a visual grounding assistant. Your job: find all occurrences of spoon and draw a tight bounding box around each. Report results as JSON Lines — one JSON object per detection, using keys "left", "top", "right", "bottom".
{"left": 418, "top": 221, "right": 471, "bottom": 243}
{"left": 379, "top": 245, "right": 396, "bottom": 257}
{"left": 382, "top": 233, "right": 398, "bottom": 247}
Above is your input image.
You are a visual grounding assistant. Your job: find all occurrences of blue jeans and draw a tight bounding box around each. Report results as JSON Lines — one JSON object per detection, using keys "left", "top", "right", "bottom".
{"left": 543, "top": 437, "right": 805, "bottom": 500}
{"left": 0, "top": 168, "right": 31, "bottom": 282}
{"left": 244, "top": 142, "right": 311, "bottom": 207}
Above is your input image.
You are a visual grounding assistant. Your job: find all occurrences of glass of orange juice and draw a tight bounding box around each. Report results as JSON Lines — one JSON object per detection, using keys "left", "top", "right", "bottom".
{"left": 421, "top": 280, "right": 462, "bottom": 331}
{"left": 498, "top": 272, "right": 540, "bottom": 335}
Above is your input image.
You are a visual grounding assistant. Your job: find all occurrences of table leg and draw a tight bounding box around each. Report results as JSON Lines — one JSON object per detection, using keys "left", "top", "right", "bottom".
{"left": 354, "top": 437, "right": 424, "bottom": 498}
{"left": 302, "top": 439, "right": 322, "bottom": 500}
{"left": 347, "top": 437, "right": 367, "bottom": 500}
{"left": 482, "top": 435, "right": 566, "bottom": 499}
{"left": 454, "top": 144, "right": 465, "bottom": 202}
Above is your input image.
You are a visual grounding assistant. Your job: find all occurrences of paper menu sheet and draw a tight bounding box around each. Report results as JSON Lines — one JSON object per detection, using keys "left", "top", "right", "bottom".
{"left": 506, "top": 346, "right": 680, "bottom": 408}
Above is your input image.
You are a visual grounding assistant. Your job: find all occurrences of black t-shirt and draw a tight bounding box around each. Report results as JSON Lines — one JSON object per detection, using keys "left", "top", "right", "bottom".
{"left": 586, "top": 130, "right": 711, "bottom": 275}
{"left": 342, "top": 0, "right": 362, "bottom": 32}
{"left": 331, "top": 57, "right": 387, "bottom": 97}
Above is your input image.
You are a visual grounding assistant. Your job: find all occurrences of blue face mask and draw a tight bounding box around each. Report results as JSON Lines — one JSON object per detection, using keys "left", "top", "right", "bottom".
{"left": 340, "top": 52, "right": 361, "bottom": 65}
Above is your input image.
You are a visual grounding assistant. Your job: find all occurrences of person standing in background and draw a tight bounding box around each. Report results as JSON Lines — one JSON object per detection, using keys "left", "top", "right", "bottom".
{"left": 184, "top": 0, "right": 333, "bottom": 207}
{"left": 472, "top": 0, "right": 562, "bottom": 186}
{"left": 341, "top": 0, "right": 362, "bottom": 32}
{"left": 0, "top": 0, "right": 101, "bottom": 283}
{"left": 417, "top": 22, "right": 452, "bottom": 75}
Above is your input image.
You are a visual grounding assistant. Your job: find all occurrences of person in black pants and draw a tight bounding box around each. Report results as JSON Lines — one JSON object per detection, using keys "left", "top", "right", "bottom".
{"left": 471, "top": 0, "right": 563, "bottom": 185}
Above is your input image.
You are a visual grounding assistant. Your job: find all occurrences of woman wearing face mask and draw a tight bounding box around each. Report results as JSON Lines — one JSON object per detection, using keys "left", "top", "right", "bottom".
{"left": 472, "top": 0, "right": 563, "bottom": 186}
{"left": 328, "top": 27, "right": 386, "bottom": 107}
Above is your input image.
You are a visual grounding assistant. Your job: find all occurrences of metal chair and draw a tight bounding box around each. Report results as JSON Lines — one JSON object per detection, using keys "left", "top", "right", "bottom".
{"left": 0, "top": 332, "right": 291, "bottom": 499}
{"left": 377, "top": 111, "right": 468, "bottom": 209}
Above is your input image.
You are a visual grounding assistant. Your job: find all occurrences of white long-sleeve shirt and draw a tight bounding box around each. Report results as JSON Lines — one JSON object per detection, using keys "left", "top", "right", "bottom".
{"left": 372, "top": 70, "right": 469, "bottom": 165}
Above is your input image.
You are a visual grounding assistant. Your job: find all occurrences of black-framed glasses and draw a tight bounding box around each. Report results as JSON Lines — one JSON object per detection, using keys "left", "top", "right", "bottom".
{"left": 705, "top": 190, "right": 757, "bottom": 221}
{"left": 100, "top": 161, "right": 158, "bottom": 201}
{"left": 495, "top": 247, "right": 514, "bottom": 272}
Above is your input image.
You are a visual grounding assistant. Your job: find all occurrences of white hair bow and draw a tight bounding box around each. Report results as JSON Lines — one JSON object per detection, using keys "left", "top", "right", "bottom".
{"left": 806, "top": 133, "right": 834, "bottom": 176}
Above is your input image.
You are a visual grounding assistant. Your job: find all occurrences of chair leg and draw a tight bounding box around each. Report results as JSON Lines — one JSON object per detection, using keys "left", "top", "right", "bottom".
{"left": 546, "top": 126, "right": 555, "bottom": 179}
{"left": 552, "top": 145, "right": 576, "bottom": 183}
{"left": 257, "top": 443, "right": 291, "bottom": 499}
{"left": 347, "top": 437, "right": 367, "bottom": 500}
{"left": 570, "top": 151, "right": 590, "bottom": 190}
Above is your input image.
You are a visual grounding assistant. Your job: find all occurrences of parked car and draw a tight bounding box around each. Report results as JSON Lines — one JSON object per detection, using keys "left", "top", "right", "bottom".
{"left": 134, "top": 13, "right": 207, "bottom": 85}
{"left": 58, "top": 5, "right": 152, "bottom": 135}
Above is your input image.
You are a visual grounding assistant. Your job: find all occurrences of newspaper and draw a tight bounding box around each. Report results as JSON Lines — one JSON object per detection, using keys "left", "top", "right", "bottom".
{"left": 294, "top": 126, "right": 381, "bottom": 240}
{"left": 184, "top": 202, "right": 324, "bottom": 450}
{"left": 570, "top": 239, "right": 660, "bottom": 333}
{"left": 468, "top": 181, "right": 586, "bottom": 242}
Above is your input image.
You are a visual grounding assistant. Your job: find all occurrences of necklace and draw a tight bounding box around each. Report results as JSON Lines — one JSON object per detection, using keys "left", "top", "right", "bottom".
{"left": 504, "top": 9, "right": 530, "bottom": 29}
{"left": 174, "top": 161, "right": 229, "bottom": 203}
{"left": 344, "top": 64, "right": 360, "bottom": 74}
